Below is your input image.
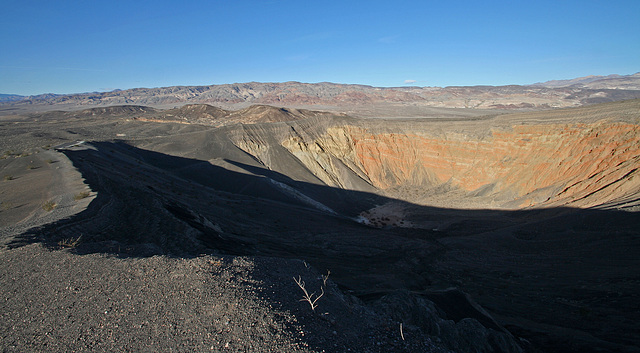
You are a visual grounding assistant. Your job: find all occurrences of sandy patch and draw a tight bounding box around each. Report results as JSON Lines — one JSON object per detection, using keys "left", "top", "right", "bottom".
{"left": 0, "top": 148, "right": 94, "bottom": 245}
{"left": 357, "top": 202, "right": 414, "bottom": 228}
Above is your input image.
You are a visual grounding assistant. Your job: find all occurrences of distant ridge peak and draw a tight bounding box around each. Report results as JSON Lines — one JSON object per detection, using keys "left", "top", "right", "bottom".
{"left": 531, "top": 72, "right": 640, "bottom": 89}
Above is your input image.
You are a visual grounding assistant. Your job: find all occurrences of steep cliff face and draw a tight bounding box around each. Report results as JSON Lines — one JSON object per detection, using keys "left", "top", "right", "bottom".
{"left": 232, "top": 100, "right": 640, "bottom": 210}
{"left": 287, "top": 122, "right": 639, "bottom": 209}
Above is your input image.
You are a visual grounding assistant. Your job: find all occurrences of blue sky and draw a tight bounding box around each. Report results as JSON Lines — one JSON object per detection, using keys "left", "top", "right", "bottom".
{"left": 1, "top": 0, "right": 639, "bottom": 95}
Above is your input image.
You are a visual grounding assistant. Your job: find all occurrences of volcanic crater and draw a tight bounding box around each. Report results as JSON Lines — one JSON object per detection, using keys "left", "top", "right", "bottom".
{"left": 1, "top": 99, "right": 639, "bottom": 352}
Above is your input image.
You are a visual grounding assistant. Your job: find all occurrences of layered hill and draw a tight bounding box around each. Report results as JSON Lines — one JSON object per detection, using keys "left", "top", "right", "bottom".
{"left": 132, "top": 104, "right": 339, "bottom": 126}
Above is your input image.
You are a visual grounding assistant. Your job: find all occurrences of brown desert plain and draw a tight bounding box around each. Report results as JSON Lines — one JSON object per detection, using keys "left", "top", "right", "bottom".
{"left": 1, "top": 80, "right": 640, "bottom": 352}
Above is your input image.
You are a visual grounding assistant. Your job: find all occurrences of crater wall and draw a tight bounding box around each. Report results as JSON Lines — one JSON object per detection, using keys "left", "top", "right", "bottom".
{"left": 233, "top": 100, "right": 640, "bottom": 210}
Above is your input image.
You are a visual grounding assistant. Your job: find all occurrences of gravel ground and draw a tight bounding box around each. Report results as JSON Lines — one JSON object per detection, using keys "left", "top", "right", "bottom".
{"left": 0, "top": 243, "right": 448, "bottom": 352}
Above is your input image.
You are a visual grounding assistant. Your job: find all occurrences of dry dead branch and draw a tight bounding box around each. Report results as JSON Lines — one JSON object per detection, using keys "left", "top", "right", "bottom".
{"left": 293, "top": 275, "right": 324, "bottom": 311}
{"left": 322, "top": 270, "right": 331, "bottom": 287}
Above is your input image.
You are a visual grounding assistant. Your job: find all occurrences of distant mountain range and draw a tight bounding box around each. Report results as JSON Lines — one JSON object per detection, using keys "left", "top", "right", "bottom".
{"left": 1, "top": 73, "right": 639, "bottom": 114}
{"left": 531, "top": 72, "right": 640, "bottom": 89}
{"left": 0, "top": 94, "right": 25, "bottom": 102}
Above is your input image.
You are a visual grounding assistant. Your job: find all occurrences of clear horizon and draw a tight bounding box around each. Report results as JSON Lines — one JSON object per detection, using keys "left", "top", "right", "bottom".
{"left": 1, "top": 0, "right": 639, "bottom": 96}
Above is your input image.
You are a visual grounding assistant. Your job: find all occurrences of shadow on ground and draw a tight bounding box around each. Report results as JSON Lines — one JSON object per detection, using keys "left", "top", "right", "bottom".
{"left": 8, "top": 141, "right": 640, "bottom": 353}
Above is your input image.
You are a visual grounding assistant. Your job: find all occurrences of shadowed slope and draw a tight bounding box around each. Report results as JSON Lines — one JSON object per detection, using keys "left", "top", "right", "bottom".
{"left": 6, "top": 140, "right": 638, "bottom": 352}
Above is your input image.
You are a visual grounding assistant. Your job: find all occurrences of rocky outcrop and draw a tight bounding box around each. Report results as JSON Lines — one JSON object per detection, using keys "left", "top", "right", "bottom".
{"left": 373, "top": 290, "right": 523, "bottom": 353}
